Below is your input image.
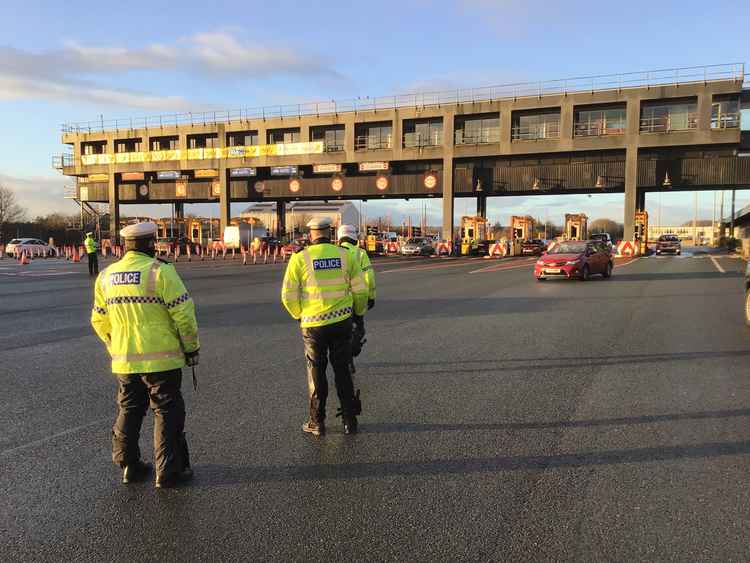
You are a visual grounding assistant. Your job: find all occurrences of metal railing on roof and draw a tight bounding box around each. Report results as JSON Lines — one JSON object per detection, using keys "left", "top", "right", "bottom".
{"left": 61, "top": 63, "right": 745, "bottom": 134}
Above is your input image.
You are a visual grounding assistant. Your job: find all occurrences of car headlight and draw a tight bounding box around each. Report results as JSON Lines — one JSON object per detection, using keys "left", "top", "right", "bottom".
{"left": 565, "top": 260, "right": 579, "bottom": 265}
{"left": 536, "top": 259, "right": 544, "bottom": 265}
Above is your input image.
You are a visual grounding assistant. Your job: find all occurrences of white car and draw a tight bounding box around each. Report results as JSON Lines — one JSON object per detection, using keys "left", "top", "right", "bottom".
{"left": 5, "top": 238, "right": 58, "bottom": 257}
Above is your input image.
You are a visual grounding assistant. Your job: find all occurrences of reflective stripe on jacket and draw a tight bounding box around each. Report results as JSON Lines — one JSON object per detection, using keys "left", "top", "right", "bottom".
{"left": 341, "top": 241, "right": 376, "bottom": 300}
{"left": 281, "top": 241, "right": 368, "bottom": 328}
{"left": 84, "top": 236, "right": 97, "bottom": 254}
{"left": 91, "top": 251, "right": 200, "bottom": 374}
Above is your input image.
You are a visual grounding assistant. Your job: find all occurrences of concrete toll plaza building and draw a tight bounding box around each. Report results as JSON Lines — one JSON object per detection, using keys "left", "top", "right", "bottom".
{"left": 53, "top": 63, "right": 750, "bottom": 243}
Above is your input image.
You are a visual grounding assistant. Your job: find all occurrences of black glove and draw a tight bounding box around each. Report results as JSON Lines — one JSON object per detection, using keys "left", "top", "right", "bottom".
{"left": 185, "top": 350, "right": 200, "bottom": 367}
{"left": 352, "top": 314, "right": 364, "bottom": 329}
{"left": 367, "top": 299, "right": 375, "bottom": 310}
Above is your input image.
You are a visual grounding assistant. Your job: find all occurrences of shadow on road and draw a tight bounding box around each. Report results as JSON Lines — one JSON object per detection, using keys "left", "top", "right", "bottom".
{"left": 361, "top": 350, "right": 750, "bottom": 375}
{"left": 192, "top": 438, "right": 750, "bottom": 486}
{"left": 361, "top": 407, "right": 750, "bottom": 434}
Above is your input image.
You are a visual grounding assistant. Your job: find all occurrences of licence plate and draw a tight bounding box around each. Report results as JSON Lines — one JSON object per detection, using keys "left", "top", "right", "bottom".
{"left": 545, "top": 268, "right": 561, "bottom": 274}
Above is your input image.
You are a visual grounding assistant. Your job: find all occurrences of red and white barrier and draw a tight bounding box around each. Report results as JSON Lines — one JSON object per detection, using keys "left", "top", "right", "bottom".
{"left": 386, "top": 242, "right": 399, "bottom": 255}
{"left": 615, "top": 240, "right": 636, "bottom": 257}
{"left": 436, "top": 241, "right": 451, "bottom": 256}
{"left": 488, "top": 242, "right": 507, "bottom": 257}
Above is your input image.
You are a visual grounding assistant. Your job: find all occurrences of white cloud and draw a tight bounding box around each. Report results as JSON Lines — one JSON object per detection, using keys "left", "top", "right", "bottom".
{"left": 0, "top": 174, "right": 77, "bottom": 217}
{"left": 0, "top": 31, "right": 340, "bottom": 110}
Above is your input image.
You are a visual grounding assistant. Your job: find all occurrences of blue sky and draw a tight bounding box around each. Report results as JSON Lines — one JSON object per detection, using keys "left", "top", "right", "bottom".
{"left": 0, "top": 0, "right": 748, "bottom": 225}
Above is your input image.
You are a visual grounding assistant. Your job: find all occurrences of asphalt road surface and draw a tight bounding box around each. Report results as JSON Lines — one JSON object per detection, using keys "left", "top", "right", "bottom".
{"left": 1, "top": 251, "right": 749, "bottom": 562}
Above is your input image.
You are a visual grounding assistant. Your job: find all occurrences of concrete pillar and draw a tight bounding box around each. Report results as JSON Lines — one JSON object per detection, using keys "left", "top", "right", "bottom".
{"left": 108, "top": 173, "right": 120, "bottom": 244}
{"left": 697, "top": 91, "right": 713, "bottom": 131}
{"left": 276, "top": 201, "right": 286, "bottom": 239}
{"left": 441, "top": 110, "right": 455, "bottom": 241}
{"left": 623, "top": 147, "right": 638, "bottom": 240}
{"left": 476, "top": 194, "right": 487, "bottom": 218}
{"left": 217, "top": 124, "right": 230, "bottom": 234}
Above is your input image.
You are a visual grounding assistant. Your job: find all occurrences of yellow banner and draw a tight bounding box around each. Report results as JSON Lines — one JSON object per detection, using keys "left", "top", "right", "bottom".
{"left": 81, "top": 142, "right": 324, "bottom": 166}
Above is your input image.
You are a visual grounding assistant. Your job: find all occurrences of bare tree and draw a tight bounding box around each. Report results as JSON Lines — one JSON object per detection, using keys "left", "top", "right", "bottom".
{"left": 0, "top": 183, "right": 27, "bottom": 227}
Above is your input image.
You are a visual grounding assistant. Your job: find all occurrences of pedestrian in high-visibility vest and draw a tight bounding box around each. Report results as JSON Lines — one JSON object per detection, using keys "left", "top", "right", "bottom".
{"left": 84, "top": 232, "right": 99, "bottom": 277}
{"left": 91, "top": 222, "right": 200, "bottom": 489}
{"left": 338, "top": 224, "right": 376, "bottom": 311}
{"left": 281, "top": 217, "right": 369, "bottom": 436}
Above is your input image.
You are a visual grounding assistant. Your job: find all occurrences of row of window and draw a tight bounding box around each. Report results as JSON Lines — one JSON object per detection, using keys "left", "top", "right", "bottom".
{"left": 81, "top": 98, "right": 741, "bottom": 156}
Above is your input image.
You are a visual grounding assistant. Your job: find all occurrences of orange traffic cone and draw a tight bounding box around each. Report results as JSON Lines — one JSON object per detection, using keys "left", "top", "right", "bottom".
{"left": 73, "top": 247, "right": 80, "bottom": 263}
{"left": 20, "top": 251, "right": 29, "bottom": 265}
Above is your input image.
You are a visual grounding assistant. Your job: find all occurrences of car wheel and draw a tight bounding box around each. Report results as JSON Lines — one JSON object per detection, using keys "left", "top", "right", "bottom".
{"left": 745, "top": 290, "right": 750, "bottom": 327}
{"left": 602, "top": 262, "right": 613, "bottom": 278}
{"left": 536, "top": 276, "right": 546, "bottom": 282}
{"left": 676, "top": 250, "right": 681, "bottom": 255}
{"left": 581, "top": 265, "right": 590, "bottom": 281}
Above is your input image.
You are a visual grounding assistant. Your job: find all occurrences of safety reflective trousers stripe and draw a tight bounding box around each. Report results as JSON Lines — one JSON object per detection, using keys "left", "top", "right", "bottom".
{"left": 110, "top": 350, "right": 184, "bottom": 363}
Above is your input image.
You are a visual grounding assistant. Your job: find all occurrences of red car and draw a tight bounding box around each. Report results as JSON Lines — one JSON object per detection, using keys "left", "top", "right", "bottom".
{"left": 535, "top": 240, "right": 613, "bottom": 281}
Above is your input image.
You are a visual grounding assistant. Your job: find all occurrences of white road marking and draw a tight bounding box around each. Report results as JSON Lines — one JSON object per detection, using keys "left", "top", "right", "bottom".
{"left": 710, "top": 255, "right": 726, "bottom": 273}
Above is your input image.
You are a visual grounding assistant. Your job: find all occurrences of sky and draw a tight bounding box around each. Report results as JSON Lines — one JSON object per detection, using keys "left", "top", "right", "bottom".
{"left": 0, "top": 0, "right": 748, "bottom": 226}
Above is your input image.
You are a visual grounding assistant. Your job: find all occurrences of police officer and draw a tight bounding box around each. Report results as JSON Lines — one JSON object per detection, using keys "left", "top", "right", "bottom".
{"left": 84, "top": 231, "right": 99, "bottom": 277}
{"left": 337, "top": 224, "right": 376, "bottom": 312}
{"left": 91, "top": 222, "right": 200, "bottom": 488}
{"left": 282, "top": 217, "right": 368, "bottom": 436}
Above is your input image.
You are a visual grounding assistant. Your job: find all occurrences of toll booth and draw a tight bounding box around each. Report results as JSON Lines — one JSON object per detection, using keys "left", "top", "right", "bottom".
{"left": 511, "top": 216, "right": 534, "bottom": 240}
{"left": 634, "top": 211, "right": 649, "bottom": 255}
{"left": 187, "top": 219, "right": 203, "bottom": 243}
{"left": 509, "top": 216, "right": 534, "bottom": 255}
{"left": 366, "top": 226, "right": 380, "bottom": 253}
{"left": 156, "top": 218, "right": 184, "bottom": 239}
{"left": 564, "top": 214, "right": 588, "bottom": 240}
{"left": 460, "top": 216, "right": 488, "bottom": 255}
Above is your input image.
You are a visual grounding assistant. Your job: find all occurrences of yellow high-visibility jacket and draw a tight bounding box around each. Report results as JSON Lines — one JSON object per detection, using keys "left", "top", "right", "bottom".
{"left": 84, "top": 236, "right": 97, "bottom": 254}
{"left": 341, "top": 241, "right": 376, "bottom": 300}
{"left": 281, "top": 241, "right": 368, "bottom": 328}
{"left": 91, "top": 251, "right": 199, "bottom": 374}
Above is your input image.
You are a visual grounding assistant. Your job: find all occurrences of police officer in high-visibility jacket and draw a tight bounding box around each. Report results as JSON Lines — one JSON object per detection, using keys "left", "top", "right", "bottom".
{"left": 282, "top": 217, "right": 369, "bottom": 436}
{"left": 338, "top": 224, "right": 376, "bottom": 311}
{"left": 91, "top": 222, "right": 200, "bottom": 488}
{"left": 84, "top": 231, "right": 99, "bottom": 277}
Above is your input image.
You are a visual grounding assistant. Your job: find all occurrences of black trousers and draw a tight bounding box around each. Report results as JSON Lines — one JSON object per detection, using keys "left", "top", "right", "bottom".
{"left": 87, "top": 252, "right": 99, "bottom": 276}
{"left": 112, "top": 369, "right": 189, "bottom": 477}
{"left": 302, "top": 318, "right": 356, "bottom": 423}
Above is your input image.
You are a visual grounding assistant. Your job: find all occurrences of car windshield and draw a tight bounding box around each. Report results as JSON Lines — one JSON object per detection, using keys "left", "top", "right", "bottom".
{"left": 406, "top": 239, "right": 423, "bottom": 244}
{"left": 548, "top": 242, "right": 587, "bottom": 254}
{"left": 9, "top": 239, "right": 21, "bottom": 244}
{"left": 659, "top": 235, "right": 678, "bottom": 242}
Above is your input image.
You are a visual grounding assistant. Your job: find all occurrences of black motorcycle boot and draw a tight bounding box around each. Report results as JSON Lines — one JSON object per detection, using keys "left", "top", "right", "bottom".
{"left": 122, "top": 460, "right": 152, "bottom": 484}
{"left": 155, "top": 466, "right": 194, "bottom": 489}
{"left": 343, "top": 416, "right": 358, "bottom": 435}
{"left": 302, "top": 420, "right": 326, "bottom": 436}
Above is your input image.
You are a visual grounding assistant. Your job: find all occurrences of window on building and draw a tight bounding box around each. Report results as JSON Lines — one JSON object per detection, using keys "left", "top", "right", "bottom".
{"left": 82, "top": 141, "right": 106, "bottom": 155}
{"left": 267, "top": 128, "right": 300, "bottom": 145}
{"left": 150, "top": 136, "right": 179, "bottom": 151}
{"left": 512, "top": 110, "right": 561, "bottom": 140}
{"left": 455, "top": 114, "right": 500, "bottom": 145}
{"left": 574, "top": 106, "right": 626, "bottom": 137}
{"left": 354, "top": 122, "right": 393, "bottom": 150}
{"left": 187, "top": 134, "right": 218, "bottom": 149}
{"left": 227, "top": 131, "right": 259, "bottom": 146}
{"left": 403, "top": 118, "right": 443, "bottom": 148}
{"left": 115, "top": 138, "right": 142, "bottom": 153}
{"left": 711, "top": 97, "right": 740, "bottom": 129}
{"left": 640, "top": 100, "right": 697, "bottom": 133}
{"left": 311, "top": 125, "right": 345, "bottom": 152}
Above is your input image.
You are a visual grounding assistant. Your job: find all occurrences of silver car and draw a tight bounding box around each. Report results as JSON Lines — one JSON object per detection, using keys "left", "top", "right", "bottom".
{"left": 401, "top": 238, "right": 434, "bottom": 256}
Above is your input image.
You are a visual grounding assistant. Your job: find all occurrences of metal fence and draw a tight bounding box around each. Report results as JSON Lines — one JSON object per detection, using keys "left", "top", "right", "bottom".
{"left": 61, "top": 63, "right": 745, "bottom": 134}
